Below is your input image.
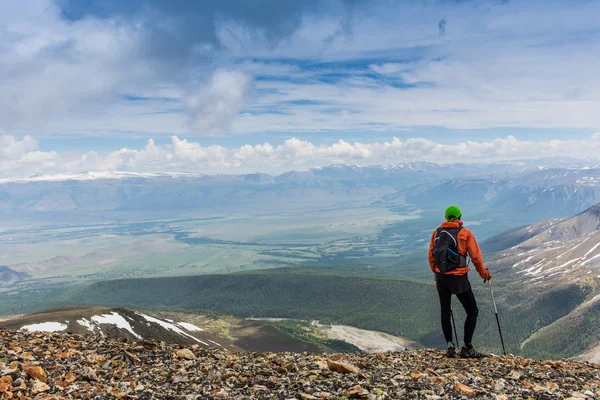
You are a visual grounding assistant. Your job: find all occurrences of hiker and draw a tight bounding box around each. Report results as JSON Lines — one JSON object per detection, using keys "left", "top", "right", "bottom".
{"left": 428, "top": 205, "right": 492, "bottom": 358}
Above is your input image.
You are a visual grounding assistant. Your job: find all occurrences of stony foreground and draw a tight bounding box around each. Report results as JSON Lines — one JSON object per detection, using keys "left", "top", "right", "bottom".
{"left": 1, "top": 330, "right": 599, "bottom": 399}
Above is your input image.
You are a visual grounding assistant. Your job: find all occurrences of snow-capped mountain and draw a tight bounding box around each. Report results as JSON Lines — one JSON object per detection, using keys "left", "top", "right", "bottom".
{"left": 1, "top": 162, "right": 600, "bottom": 227}
{"left": 491, "top": 203, "right": 600, "bottom": 285}
{"left": 483, "top": 204, "right": 600, "bottom": 361}
{"left": 408, "top": 166, "right": 600, "bottom": 221}
{"left": 0, "top": 171, "right": 202, "bottom": 184}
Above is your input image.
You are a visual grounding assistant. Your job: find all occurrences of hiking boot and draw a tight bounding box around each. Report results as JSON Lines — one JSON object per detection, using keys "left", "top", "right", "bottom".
{"left": 446, "top": 345, "right": 456, "bottom": 358}
{"left": 460, "top": 346, "right": 486, "bottom": 359}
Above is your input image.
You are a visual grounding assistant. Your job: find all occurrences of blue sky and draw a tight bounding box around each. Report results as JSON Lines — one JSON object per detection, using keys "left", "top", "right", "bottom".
{"left": 0, "top": 0, "right": 600, "bottom": 176}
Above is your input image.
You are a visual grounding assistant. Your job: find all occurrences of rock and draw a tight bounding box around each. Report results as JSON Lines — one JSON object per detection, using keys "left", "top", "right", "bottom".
{"left": 23, "top": 364, "right": 47, "bottom": 383}
{"left": 2, "top": 329, "right": 600, "bottom": 399}
{"left": 494, "top": 381, "right": 505, "bottom": 392}
{"left": 327, "top": 359, "right": 360, "bottom": 374}
{"left": 81, "top": 366, "right": 99, "bottom": 381}
{"left": 454, "top": 382, "right": 476, "bottom": 396}
{"left": 176, "top": 348, "right": 196, "bottom": 360}
{"left": 64, "top": 372, "right": 76, "bottom": 383}
{"left": 124, "top": 351, "right": 140, "bottom": 362}
{"left": 344, "top": 385, "right": 369, "bottom": 398}
{"left": 411, "top": 371, "right": 423, "bottom": 380}
{"left": 0, "top": 377, "right": 12, "bottom": 393}
{"left": 0, "top": 375, "right": 12, "bottom": 386}
{"left": 315, "top": 392, "right": 333, "bottom": 399}
{"left": 32, "top": 381, "right": 50, "bottom": 394}
{"left": 509, "top": 370, "right": 522, "bottom": 380}
{"left": 172, "top": 375, "right": 189, "bottom": 383}
{"left": 211, "top": 388, "right": 228, "bottom": 398}
{"left": 316, "top": 360, "right": 328, "bottom": 370}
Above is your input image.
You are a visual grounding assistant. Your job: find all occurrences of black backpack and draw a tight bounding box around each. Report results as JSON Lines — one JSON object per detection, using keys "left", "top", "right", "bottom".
{"left": 433, "top": 227, "right": 467, "bottom": 273}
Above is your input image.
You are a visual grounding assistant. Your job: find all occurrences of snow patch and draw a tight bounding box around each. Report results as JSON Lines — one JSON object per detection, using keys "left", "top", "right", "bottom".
{"left": 77, "top": 318, "right": 96, "bottom": 333}
{"left": 582, "top": 242, "right": 600, "bottom": 260}
{"left": 546, "top": 258, "right": 581, "bottom": 274}
{"left": 557, "top": 237, "right": 591, "bottom": 259}
{"left": 513, "top": 256, "right": 534, "bottom": 268}
{"left": 21, "top": 322, "right": 67, "bottom": 332}
{"left": 585, "top": 294, "right": 600, "bottom": 304}
{"left": 0, "top": 171, "right": 199, "bottom": 184}
{"left": 136, "top": 313, "right": 209, "bottom": 346}
{"left": 581, "top": 253, "right": 600, "bottom": 266}
{"left": 177, "top": 322, "right": 204, "bottom": 332}
{"left": 91, "top": 312, "right": 142, "bottom": 339}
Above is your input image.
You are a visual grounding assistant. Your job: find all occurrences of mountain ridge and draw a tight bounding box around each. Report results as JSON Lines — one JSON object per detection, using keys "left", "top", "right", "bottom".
{"left": 1, "top": 157, "right": 598, "bottom": 184}
{"left": 0, "top": 266, "right": 30, "bottom": 284}
{"left": 0, "top": 306, "right": 239, "bottom": 351}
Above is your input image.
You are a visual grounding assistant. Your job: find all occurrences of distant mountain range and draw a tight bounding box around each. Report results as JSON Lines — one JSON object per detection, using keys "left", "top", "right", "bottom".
{"left": 1, "top": 160, "right": 599, "bottom": 219}
{"left": 407, "top": 167, "right": 600, "bottom": 219}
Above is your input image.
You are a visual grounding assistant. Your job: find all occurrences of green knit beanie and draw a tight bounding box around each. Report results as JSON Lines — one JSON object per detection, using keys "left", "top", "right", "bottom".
{"left": 445, "top": 205, "right": 462, "bottom": 221}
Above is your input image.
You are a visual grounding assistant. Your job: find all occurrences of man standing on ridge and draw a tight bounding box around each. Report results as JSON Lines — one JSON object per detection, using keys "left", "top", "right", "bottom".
{"left": 428, "top": 205, "right": 492, "bottom": 358}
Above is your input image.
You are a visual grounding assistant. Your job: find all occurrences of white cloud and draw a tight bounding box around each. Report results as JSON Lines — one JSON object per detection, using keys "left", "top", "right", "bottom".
{"left": 1, "top": 133, "right": 600, "bottom": 178}
{"left": 0, "top": 0, "right": 154, "bottom": 132}
{"left": 184, "top": 69, "right": 255, "bottom": 134}
{"left": 0, "top": 135, "right": 38, "bottom": 159}
{"left": 1, "top": 0, "right": 600, "bottom": 136}
{"left": 369, "top": 63, "right": 410, "bottom": 75}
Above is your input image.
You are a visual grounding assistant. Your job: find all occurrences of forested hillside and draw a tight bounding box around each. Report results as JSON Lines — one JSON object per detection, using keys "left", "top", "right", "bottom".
{"left": 65, "top": 270, "right": 593, "bottom": 358}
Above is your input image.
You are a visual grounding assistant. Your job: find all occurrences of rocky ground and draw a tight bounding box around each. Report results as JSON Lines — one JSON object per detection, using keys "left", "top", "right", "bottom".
{"left": 1, "top": 330, "right": 599, "bottom": 399}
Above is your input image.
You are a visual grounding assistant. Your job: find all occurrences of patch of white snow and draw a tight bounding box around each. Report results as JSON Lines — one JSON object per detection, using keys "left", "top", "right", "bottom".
{"left": 581, "top": 253, "right": 600, "bottom": 266}
{"left": 557, "top": 237, "right": 591, "bottom": 259}
{"left": 582, "top": 242, "right": 600, "bottom": 259}
{"left": 21, "top": 322, "right": 67, "bottom": 332}
{"left": 545, "top": 258, "right": 581, "bottom": 274}
{"left": 177, "top": 322, "right": 204, "bottom": 332}
{"left": 586, "top": 294, "right": 600, "bottom": 305}
{"left": 91, "top": 312, "right": 142, "bottom": 339}
{"left": 77, "top": 318, "right": 96, "bottom": 333}
{"left": 136, "top": 313, "right": 209, "bottom": 346}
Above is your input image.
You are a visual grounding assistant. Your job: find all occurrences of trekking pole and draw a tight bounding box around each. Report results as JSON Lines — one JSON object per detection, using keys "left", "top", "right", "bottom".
{"left": 450, "top": 308, "right": 459, "bottom": 347}
{"left": 488, "top": 280, "right": 507, "bottom": 355}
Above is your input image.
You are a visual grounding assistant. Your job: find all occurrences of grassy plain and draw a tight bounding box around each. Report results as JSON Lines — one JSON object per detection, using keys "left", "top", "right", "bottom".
{"left": 0, "top": 203, "right": 430, "bottom": 288}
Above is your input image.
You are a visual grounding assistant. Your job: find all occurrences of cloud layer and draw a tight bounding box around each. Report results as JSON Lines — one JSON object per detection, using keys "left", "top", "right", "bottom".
{"left": 1, "top": 133, "right": 599, "bottom": 178}
{"left": 1, "top": 0, "right": 600, "bottom": 138}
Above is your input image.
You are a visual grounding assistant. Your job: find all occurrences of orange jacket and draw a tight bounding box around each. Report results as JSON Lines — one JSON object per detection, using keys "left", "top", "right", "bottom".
{"left": 428, "top": 220, "right": 487, "bottom": 278}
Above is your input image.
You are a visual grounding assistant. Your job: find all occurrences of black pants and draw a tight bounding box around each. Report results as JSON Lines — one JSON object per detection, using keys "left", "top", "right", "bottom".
{"left": 436, "top": 273, "right": 479, "bottom": 347}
